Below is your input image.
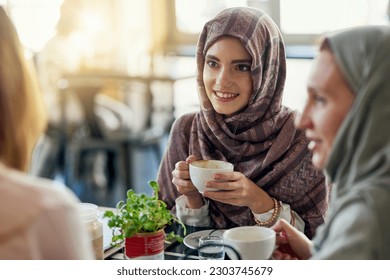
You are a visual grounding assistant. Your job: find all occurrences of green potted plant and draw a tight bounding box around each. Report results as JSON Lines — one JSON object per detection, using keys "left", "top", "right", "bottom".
{"left": 103, "top": 180, "right": 185, "bottom": 260}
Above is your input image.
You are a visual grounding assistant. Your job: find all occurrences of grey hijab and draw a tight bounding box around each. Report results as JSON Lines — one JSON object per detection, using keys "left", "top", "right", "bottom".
{"left": 313, "top": 26, "right": 390, "bottom": 259}
{"left": 326, "top": 26, "right": 390, "bottom": 197}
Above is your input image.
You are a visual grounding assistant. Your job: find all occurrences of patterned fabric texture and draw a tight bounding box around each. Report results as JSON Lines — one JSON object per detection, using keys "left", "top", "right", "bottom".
{"left": 157, "top": 7, "right": 328, "bottom": 238}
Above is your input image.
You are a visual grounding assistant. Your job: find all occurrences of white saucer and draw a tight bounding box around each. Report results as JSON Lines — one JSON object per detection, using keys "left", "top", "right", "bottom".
{"left": 183, "top": 229, "right": 225, "bottom": 249}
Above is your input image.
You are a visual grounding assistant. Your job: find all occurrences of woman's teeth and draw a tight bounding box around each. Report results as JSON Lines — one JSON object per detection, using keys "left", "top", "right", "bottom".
{"left": 214, "top": 91, "right": 239, "bottom": 98}
{"left": 308, "top": 141, "right": 316, "bottom": 150}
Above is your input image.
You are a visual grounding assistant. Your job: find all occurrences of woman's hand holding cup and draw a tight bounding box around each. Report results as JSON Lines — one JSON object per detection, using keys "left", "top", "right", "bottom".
{"left": 172, "top": 155, "right": 204, "bottom": 208}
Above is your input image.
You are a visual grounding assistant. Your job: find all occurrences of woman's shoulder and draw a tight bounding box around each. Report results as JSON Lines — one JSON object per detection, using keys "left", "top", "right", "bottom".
{"left": 0, "top": 168, "right": 82, "bottom": 238}
{"left": 172, "top": 112, "right": 197, "bottom": 125}
{"left": 170, "top": 112, "right": 198, "bottom": 133}
{"left": 0, "top": 168, "right": 80, "bottom": 225}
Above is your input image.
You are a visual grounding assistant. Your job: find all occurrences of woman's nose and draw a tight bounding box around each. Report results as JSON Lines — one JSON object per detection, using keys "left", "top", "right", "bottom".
{"left": 295, "top": 108, "right": 312, "bottom": 130}
{"left": 216, "top": 67, "right": 232, "bottom": 86}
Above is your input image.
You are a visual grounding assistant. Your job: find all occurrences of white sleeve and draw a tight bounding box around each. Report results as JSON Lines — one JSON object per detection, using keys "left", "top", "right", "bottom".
{"left": 253, "top": 201, "right": 305, "bottom": 232}
{"left": 32, "top": 205, "right": 95, "bottom": 259}
{"left": 175, "top": 195, "right": 211, "bottom": 227}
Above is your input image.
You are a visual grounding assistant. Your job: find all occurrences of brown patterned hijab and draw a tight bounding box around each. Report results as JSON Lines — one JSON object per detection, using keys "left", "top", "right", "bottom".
{"left": 191, "top": 7, "right": 302, "bottom": 171}
{"left": 158, "top": 7, "right": 327, "bottom": 238}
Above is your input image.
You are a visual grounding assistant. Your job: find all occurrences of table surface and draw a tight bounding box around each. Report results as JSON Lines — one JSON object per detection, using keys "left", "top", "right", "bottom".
{"left": 99, "top": 207, "right": 206, "bottom": 260}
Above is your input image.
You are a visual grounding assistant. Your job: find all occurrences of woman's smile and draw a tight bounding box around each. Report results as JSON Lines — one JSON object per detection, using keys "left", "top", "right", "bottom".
{"left": 213, "top": 90, "right": 239, "bottom": 101}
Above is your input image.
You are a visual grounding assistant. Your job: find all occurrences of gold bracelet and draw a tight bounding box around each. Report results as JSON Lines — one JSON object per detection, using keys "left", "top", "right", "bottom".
{"left": 254, "top": 198, "right": 281, "bottom": 227}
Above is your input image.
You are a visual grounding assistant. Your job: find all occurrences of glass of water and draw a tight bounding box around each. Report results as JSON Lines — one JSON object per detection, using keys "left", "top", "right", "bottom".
{"left": 198, "top": 235, "right": 225, "bottom": 260}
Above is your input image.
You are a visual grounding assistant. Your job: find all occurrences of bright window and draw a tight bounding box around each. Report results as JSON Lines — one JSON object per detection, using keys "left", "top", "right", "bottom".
{"left": 280, "top": 0, "right": 389, "bottom": 34}
{"left": 175, "top": 0, "right": 248, "bottom": 34}
{"left": 173, "top": 0, "right": 389, "bottom": 47}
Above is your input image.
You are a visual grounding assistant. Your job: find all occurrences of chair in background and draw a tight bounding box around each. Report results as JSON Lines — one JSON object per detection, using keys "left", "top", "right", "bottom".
{"left": 58, "top": 74, "right": 165, "bottom": 206}
{"left": 58, "top": 81, "right": 125, "bottom": 205}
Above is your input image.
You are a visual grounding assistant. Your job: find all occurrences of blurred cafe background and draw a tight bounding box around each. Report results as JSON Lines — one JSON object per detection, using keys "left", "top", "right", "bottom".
{"left": 2, "top": 0, "right": 388, "bottom": 207}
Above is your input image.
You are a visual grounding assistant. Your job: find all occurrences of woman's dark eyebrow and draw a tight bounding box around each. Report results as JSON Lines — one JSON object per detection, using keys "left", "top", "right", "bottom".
{"left": 307, "top": 87, "right": 319, "bottom": 97}
{"left": 206, "top": 54, "right": 251, "bottom": 64}
{"left": 205, "top": 54, "right": 219, "bottom": 61}
{"left": 232, "top": 59, "right": 252, "bottom": 64}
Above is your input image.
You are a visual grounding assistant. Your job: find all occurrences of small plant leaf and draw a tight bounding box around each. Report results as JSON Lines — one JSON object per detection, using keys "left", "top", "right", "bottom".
{"left": 104, "top": 180, "right": 186, "bottom": 245}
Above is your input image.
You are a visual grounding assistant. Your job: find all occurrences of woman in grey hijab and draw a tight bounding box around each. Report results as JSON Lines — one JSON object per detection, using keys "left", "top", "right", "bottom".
{"left": 272, "top": 25, "right": 390, "bottom": 259}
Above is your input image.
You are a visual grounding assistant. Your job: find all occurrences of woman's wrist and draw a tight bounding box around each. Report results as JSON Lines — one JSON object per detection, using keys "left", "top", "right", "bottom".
{"left": 185, "top": 193, "right": 205, "bottom": 209}
{"left": 253, "top": 198, "right": 282, "bottom": 227}
{"left": 250, "top": 195, "right": 274, "bottom": 214}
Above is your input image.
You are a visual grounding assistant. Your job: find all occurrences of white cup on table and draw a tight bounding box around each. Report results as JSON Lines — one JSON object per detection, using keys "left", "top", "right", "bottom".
{"left": 223, "top": 226, "right": 276, "bottom": 260}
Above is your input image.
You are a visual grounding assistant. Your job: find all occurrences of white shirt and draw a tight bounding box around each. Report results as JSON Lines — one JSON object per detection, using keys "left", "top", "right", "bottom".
{"left": 175, "top": 195, "right": 305, "bottom": 232}
{"left": 0, "top": 167, "right": 94, "bottom": 259}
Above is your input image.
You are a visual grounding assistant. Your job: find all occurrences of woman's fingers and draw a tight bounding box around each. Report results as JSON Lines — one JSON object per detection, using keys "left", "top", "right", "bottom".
{"left": 272, "top": 219, "right": 313, "bottom": 260}
{"left": 174, "top": 160, "right": 190, "bottom": 171}
{"left": 186, "top": 155, "right": 197, "bottom": 163}
{"left": 172, "top": 176, "right": 198, "bottom": 195}
{"left": 172, "top": 161, "right": 191, "bottom": 180}
{"left": 203, "top": 172, "right": 260, "bottom": 208}
{"left": 203, "top": 171, "right": 242, "bottom": 191}
{"left": 272, "top": 250, "right": 298, "bottom": 260}
{"left": 213, "top": 171, "right": 241, "bottom": 181}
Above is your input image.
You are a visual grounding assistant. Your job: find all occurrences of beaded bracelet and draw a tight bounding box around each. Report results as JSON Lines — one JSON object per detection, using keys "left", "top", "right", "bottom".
{"left": 254, "top": 198, "right": 281, "bottom": 227}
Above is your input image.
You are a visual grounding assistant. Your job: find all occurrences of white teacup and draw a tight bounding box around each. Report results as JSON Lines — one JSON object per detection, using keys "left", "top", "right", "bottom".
{"left": 189, "top": 160, "right": 234, "bottom": 193}
{"left": 223, "top": 226, "right": 276, "bottom": 260}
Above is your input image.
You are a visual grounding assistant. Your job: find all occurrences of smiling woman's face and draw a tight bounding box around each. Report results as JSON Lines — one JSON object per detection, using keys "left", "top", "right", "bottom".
{"left": 295, "top": 49, "right": 355, "bottom": 169}
{"left": 203, "top": 36, "right": 253, "bottom": 116}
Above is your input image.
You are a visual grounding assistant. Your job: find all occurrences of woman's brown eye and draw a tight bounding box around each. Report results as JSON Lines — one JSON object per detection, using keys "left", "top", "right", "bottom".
{"left": 207, "top": 61, "right": 218, "bottom": 68}
{"left": 238, "top": 64, "right": 250, "bottom": 71}
{"left": 314, "top": 94, "right": 326, "bottom": 104}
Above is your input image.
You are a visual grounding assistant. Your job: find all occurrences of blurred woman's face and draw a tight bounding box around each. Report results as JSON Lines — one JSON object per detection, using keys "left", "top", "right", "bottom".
{"left": 203, "top": 36, "right": 253, "bottom": 115}
{"left": 295, "top": 49, "right": 355, "bottom": 169}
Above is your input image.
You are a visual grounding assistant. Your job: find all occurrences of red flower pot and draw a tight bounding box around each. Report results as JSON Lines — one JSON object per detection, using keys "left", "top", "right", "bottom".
{"left": 124, "top": 229, "right": 165, "bottom": 260}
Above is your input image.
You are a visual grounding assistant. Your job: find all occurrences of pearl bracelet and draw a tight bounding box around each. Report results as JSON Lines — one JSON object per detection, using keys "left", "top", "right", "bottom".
{"left": 254, "top": 198, "right": 281, "bottom": 227}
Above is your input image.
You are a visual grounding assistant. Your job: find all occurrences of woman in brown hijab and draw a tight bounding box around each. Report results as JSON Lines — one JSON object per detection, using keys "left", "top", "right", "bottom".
{"left": 157, "top": 7, "right": 328, "bottom": 238}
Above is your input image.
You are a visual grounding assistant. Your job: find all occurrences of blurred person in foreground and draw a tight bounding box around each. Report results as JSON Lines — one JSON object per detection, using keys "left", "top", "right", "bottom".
{"left": 157, "top": 7, "right": 329, "bottom": 239}
{"left": 272, "top": 25, "right": 390, "bottom": 260}
{"left": 0, "top": 6, "right": 93, "bottom": 259}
